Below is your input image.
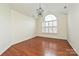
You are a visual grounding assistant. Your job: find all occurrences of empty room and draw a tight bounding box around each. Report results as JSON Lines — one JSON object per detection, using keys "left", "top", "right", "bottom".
{"left": 0, "top": 3, "right": 79, "bottom": 56}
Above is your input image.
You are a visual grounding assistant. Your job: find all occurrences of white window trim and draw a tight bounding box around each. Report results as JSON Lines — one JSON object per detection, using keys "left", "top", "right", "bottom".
{"left": 42, "top": 14, "right": 57, "bottom": 34}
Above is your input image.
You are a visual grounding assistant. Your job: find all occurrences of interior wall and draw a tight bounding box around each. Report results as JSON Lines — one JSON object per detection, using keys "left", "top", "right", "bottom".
{"left": 11, "top": 9, "right": 36, "bottom": 44}
{"left": 0, "top": 4, "right": 36, "bottom": 54}
{"left": 68, "top": 4, "right": 79, "bottom": 55}
{"left": 36, "top": 13, "right": 68, "bottom": 39}
{"left": 0, "top": 4, "right": 12, "bottom": 54}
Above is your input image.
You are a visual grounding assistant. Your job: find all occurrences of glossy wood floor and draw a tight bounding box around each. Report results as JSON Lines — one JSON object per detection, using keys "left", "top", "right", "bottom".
{"left": 1, "top": 36, "right": 78, "bottom": 56}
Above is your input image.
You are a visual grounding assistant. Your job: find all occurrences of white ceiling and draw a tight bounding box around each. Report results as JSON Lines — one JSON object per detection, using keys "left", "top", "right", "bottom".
{"left": 9, "top": 3, "right": 72, "bottom": 17}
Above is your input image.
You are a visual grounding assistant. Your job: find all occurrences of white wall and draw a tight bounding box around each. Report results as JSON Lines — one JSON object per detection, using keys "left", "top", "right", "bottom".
{"left": 11, "top": 10, "right": 36, "bottom": 44}
{"left": 0, "top": 4, "right": 36, "bottom": 54}
{"left": 0, "top": 4, "right": 12, "bottom": 54}
{"left": 68, "top": 4, "right": 79, "bottom": 55}
{"left": 36, "top": 13, "right": 68, "bottom": 39}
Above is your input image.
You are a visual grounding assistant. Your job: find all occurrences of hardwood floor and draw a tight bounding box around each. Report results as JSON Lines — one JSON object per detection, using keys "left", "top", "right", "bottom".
{"left": 1, "top": 36, "right": 78, "bottom": 56}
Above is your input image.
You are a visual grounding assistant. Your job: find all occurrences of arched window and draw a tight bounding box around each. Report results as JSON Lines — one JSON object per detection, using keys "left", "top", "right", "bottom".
{"left": 42, "top": 14, "right": 57, "bottom": 33}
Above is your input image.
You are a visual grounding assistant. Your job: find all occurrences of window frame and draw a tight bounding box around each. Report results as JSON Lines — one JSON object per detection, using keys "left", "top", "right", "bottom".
{"left": 42, "top": 14, "right": 57, "bottom": 34}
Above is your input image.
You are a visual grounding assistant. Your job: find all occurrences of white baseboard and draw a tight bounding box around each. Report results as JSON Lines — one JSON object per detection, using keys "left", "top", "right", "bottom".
{"left": 0, "top": 44, "right": 12, "bottom": 55}
{"left": 37, "top": 35, "right": 67, "bottom": 40}
{"left": 12, "top": 35, "right": 36, "bottom": 45}
{"left": 0, "top": 35, "right": 36, "bottom": 55}
{"left": 1, "top": 35, "right": 78, "bottom": 56}
{"left": 68, "top": 40, "right": 79, "bottom": 56}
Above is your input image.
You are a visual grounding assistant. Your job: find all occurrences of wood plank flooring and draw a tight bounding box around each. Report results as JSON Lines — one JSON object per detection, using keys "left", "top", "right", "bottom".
{"left": 1, "top": 36, "right": 78, "bottom": 56}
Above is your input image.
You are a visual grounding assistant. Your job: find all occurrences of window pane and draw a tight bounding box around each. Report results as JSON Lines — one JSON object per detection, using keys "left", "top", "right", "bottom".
{"left": 53, "top": 21, "right": 57, "bottom": 26}
{"left": 53, "top": 27, "right": 57, "bottom": 33}
{"left": 45, "top": 22, "right": 49, "bottom": 26}
{"left": 42, "top": 14, "right": 57, "bottom": 33}
{"left": 49, "top": 27, "right": 53, "bottom": 33}
{"left": 45, "top": 15, "right": 56, "bottom": 21}
{"left": 49, "top": 22, "right": 53, "bottom": 26}
{"left": 45, "top": 27, "right": 49, "bottom": 33}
